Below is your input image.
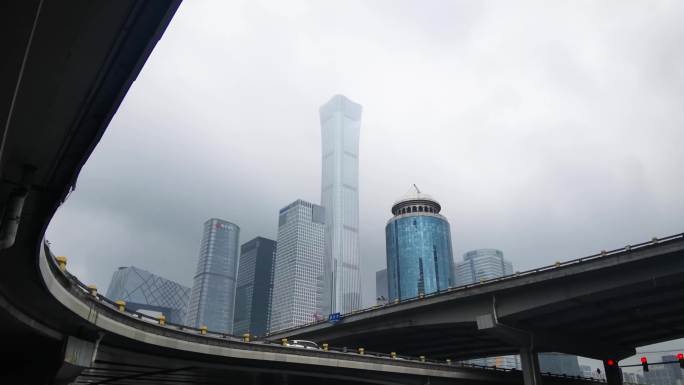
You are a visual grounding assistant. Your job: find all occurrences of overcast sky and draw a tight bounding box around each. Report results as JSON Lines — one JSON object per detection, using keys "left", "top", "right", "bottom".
{"left": 47, "top": 0, "right": 684, "bottom": 355}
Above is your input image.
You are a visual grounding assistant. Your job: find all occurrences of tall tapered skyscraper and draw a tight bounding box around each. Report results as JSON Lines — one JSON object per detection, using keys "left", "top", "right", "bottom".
{"left": 186, "top": 218, "right": 240, "bottom": 334}
{"left": 320, "top": 94, "right": 362, "bottom": 314}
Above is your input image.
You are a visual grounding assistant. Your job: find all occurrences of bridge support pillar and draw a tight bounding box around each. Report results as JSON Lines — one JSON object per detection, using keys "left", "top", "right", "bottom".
{"left": 520, "top": 347, "right": 542, "bottom": 385}
{"left": 53, "top": 336, "right": 96, "bottom": 384}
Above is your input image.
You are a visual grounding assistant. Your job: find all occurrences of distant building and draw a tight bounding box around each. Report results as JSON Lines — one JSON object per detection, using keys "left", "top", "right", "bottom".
{"left": 233, "top": 237, "right": 277, "bottom": 338}
{"left": 376, "top": 269, "right": 388, "bottom": 304}
{"left": 106, "top": 266, "right": 190, "bottom": 325}
{"left": 580, "top": 364, "right": 593, "bottom": 378}
{"left": 320, "top": 94, "right": 362, "bottom": 315}
{"left": 623, "top": 372, "right": 639, "bottom": 384}
{"left": 453, "top": 248, "right": 513, "bottom": 286}
{"left": 269, "top": 200, "right": 326, "bottom": 332}
{"left": 538, "top": 352, "right": 582, "bottom": 377}
{"left": 385, "top": 185, "right": 454, "bottom": 302}
{"left": 186, "top": 218, "right": 240, "bottom": 334}
{"left": 661, "top": 355, "right": 684, "bottom": 385}
{"left": 641, "top": 355, "right": 683, "bottom": 385}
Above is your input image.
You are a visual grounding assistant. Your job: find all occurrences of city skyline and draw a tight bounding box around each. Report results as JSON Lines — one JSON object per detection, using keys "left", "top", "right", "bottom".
{"left": 46, "top": 0, "right": 684, "bottom": 332}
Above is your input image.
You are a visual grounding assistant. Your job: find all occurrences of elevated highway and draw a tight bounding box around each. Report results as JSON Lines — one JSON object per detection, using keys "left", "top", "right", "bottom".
{"left": 270, "top": 233, "right": 684, "bottom": 385}
{"left": 271, "top": 235, "right": 684, "bottom": 362}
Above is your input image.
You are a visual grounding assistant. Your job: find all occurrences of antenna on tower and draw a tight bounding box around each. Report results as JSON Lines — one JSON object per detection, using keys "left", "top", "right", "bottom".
{"left": 413, "top": 184, "right": 421, "bottom": 194}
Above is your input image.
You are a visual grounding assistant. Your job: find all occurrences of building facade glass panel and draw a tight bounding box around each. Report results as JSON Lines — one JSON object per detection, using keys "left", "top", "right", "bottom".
{"left": 320, "top": 95, "right": 362, "bottom": 315}
{"left": 186, "top": 218, "right": 240, "bottom": 333}
{"left": 233, "top": 237, "right": 276, "bottom": 337}
{"left": 269, "top": 200, "right": 326, "bottom": 332}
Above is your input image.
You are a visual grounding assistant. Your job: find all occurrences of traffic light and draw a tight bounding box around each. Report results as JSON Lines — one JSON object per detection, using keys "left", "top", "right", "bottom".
{"left": 604, "top": 358, "right": 622, "bottom": 385}
{"left": 641, "top": 357, "right": 649, "bottom": 372}
{"left": 677, "top": 353, "right": 683, "bottom": 369}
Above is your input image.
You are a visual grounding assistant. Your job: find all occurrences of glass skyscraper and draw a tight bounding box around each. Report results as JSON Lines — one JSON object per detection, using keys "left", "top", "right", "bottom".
{"left": 453, "top": 249, "right": 514, "bottom": 285}
{"left": 320, "top": 94, "right": 362, "bottom": 315}
{"left": 106, "top": 266, "right": 190, "bottom": 325}
{"left": 385, "top": 185, "right": 454, "bottom": 301}
{"left": 186, "top": 218, "right": 240, "bottom": 334}
{"left": 233, "top": 236, "right": 276, "bottom": 337}
{"left": 269, "top": 200, "right": 326, "bottom": 333}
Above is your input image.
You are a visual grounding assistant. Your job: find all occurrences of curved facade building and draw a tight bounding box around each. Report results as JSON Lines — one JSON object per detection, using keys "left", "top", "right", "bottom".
{"left": 186, "top": 218, "right": 240, "bottom": 333}
{"left": 385, "top": 185, "right": 454, "bottom": 301}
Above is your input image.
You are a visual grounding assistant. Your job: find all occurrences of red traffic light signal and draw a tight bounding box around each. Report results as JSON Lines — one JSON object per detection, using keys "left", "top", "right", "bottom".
{"left": 606, "top": 359, "right": 616, "bottom": 366}
{"left": 678, "top": 353, "right": 683, "bottom": 369}
{"left": 641, "top": 357, "right": 649, "bottom": 372}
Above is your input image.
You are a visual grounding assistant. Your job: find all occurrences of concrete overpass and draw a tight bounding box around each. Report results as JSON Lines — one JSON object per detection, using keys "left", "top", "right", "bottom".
{"left": 270, "top": 233, "right": 684, "bottom": 382}
{"left": 0, "top": 1, "right": 610, "bottom": 384}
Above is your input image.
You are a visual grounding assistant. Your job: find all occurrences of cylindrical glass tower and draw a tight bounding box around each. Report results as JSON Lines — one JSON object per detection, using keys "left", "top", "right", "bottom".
{"left": 385, "top": 185, "right": 454, "bottom": 301}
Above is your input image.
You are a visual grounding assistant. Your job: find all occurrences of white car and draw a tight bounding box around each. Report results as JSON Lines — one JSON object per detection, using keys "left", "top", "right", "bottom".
{"left": 288, "top": 340, "right": 319, "bottom": 350}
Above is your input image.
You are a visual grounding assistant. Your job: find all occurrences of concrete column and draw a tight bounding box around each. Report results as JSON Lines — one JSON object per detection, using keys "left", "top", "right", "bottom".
{"left": 54, "top": 336, "right": 96, "bottom": 384}
{"left": 520, "top": 348, "right": 542, "bottom": 385}
{"left": 604, "top": 360, "right": 623, "bottom": 385}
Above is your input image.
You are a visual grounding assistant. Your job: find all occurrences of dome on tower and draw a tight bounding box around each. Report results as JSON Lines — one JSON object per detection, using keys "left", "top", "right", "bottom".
{"left": 391, "top": 184, "right": 441, "bottom": 215}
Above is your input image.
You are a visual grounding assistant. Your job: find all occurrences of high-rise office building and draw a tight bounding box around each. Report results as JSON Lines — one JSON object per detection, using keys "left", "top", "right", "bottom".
{"left": 233, "top": 237, "right": 277, "bottom": 337}
{"left": 376, "top": 268, "right": 388, "bottom": 304}
{"left": 453, "top": 248, "right": 513, "bottom": 286}
{"left": 320, "top": 94, "right": 362, "bottom": 315}
{"left": 186, "top": 218, "right": 240, "bottom": 334}
{"left": 269, "top": 200, "right": 326, "bottom": 332}
{"left": 106, "top": 266, "right": 190, "bottom": 325}
{"left": 385, "top": 185, "right": 454, "bottom": 301}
